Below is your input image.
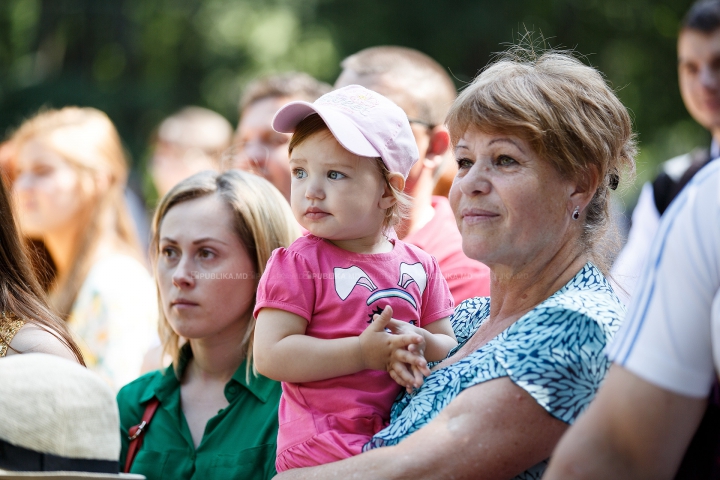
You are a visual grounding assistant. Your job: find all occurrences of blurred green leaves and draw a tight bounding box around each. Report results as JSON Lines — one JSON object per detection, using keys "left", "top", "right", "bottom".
{"left": 0, "top": 0, "right": 708, "bottom": 206}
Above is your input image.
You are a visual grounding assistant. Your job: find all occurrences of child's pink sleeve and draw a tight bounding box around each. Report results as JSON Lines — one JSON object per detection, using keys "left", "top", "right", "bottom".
{"left": 254, "top": 248, "right": 316, "bottom": 322}
{"left": 419, "top": 256, "right": 455, "bottom": 327}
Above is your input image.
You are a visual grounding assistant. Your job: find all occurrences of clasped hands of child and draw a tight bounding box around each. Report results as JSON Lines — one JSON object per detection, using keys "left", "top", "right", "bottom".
{"left": 361, "top": 305, "right": 452, "bottom": 393}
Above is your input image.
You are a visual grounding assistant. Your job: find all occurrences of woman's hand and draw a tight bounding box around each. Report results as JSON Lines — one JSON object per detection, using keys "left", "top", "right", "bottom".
{"left": 358, "top": 306, "right": 428, "bottom": 390}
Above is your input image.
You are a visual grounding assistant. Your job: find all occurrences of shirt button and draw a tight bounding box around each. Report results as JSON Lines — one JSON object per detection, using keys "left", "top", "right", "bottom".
{"left": 226, "top": 385, "right": 239, "bottom": 396}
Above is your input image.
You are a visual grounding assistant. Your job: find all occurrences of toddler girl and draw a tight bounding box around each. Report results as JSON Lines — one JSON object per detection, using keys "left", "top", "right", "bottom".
{"left": 253, "top": 85, "right": 457, "bottom": 471}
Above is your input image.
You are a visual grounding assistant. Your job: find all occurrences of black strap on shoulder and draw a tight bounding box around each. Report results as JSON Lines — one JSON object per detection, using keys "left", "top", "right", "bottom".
{"left": 653, "top": 148, "right": 713, "bottom": 216}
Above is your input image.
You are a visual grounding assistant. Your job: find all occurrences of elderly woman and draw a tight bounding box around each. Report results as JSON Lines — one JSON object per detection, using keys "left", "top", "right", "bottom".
{"left": 117, "top": 170, "right": 299, "bottom": 479}
{"left": 276, "top": 48, "right": 634, "bottom": 479}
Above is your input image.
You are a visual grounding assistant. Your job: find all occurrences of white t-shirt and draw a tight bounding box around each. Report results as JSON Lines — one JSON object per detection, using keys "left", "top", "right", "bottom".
{"left": 611, "top": 142, "right": 719, "bottom": 305}
{"left": 608, "top": 159, "right": 720, "bottom": 398}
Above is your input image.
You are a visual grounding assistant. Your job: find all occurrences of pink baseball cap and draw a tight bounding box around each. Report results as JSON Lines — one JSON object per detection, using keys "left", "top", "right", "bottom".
{"left": 272, "top": 84, "right": 419, "bottom": 179}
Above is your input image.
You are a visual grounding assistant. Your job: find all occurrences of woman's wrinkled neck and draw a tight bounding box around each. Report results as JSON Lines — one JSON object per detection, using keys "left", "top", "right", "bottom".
{"left": 488, "top": 239, "right": 588, "bottom": 322}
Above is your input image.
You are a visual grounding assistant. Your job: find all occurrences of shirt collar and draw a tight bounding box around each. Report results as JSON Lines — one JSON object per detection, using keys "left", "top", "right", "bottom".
{"left": 139, "top": 343, "right": 277, "bottom": 404}
{"left": 711, "top": 139, "right": 719, "bottom": 160}
{"left": 230, "top": 360, "right": 278, "bottom": 403}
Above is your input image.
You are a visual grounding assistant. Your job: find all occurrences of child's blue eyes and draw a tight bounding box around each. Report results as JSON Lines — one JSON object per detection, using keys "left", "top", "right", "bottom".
{"left": 292, "top": 169, "right": 346, "bottom": 180}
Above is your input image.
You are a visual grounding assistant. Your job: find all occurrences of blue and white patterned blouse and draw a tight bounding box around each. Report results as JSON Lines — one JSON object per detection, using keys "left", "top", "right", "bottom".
{"left": 364, "top": 263, "right": 624, "bottom": 479}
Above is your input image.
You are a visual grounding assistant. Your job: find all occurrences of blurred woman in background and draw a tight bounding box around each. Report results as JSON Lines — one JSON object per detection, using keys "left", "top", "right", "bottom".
{"left": 0, "top": 170, "right": 82, "bottom": 363}
{"left": 9, "top": 107, "right": 157, "bottom": 388}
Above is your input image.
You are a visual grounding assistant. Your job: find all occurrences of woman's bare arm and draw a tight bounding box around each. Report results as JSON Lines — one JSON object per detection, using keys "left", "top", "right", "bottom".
{"left": 274, "top": 376, "right": 568, "bottom": 480}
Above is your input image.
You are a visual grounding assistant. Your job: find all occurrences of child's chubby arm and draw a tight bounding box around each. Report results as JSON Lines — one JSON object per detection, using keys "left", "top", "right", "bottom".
{"left": 417, "top": 317, "right": 457, "bottom": 362}
{"left": 385, "top": 316, "right": 457, "bottom": 391}
{"left": 253, "top": 306, "right": 426, "bottom": 383}
{"left": 388, "top": 316, "right": 457, "bottom": 362}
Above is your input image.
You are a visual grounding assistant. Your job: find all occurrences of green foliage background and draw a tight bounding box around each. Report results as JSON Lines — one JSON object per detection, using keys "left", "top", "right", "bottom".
{"left": 0, "top": 0, "right": 708, "bottom": 206}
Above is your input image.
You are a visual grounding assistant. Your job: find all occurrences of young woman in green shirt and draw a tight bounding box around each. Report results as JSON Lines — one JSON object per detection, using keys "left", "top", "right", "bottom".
{"left": 117, "top": 170, "right": 299, "bottom": 479}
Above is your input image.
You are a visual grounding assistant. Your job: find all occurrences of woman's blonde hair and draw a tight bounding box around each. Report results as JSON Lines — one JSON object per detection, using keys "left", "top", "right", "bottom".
{"left": 151, "top": 169, "right": 299, "bottom": 378}
{"left": 10, "top": 107, "right": 141, "bottom": 317}
{"left": 446, "top": 47, "right": 637, "bottom": 273}
{"left": 288, "top": 113, "right": 412, "bottom": 231}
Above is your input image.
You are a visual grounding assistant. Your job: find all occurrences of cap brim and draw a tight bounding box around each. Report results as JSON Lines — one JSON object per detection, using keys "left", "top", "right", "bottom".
{"left": 0, "top": 471, "right": 144, "bottom": 479}
{"left": 272, "top": 102, "right": 380, "bottom": 159}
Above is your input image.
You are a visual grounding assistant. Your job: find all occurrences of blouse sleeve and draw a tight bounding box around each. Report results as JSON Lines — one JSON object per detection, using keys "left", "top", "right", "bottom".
{"left": 450, "top": 297, "right": 490, "bottom": 345}
{"left": 495, "top": 307, "right": 612, "bottom": 424}
{"left": 254, "top": 248, "right": 316, "bottom": 322}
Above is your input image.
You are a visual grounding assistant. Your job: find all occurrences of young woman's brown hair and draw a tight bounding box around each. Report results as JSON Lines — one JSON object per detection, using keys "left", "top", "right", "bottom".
{"left": 0, "top": 173, "right": 83, "bottom": 363}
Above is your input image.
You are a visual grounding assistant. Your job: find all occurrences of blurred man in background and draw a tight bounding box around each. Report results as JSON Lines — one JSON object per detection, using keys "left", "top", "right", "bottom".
{"left": 150, "top": 106, "right": 233, "bottom": 198}
{"left": 611, "top": 0, "right": 720, "bottom": 304}
{"left": 335, "top": 46, "right": 490, "bottom": 303}
{"left": 232, "top": 72, "right": 331, "bottom": 201}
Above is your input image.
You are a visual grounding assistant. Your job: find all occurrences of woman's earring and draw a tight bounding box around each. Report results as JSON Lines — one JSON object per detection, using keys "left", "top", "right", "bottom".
{"left": 572, "top": 206, "right": 580, "bottom": 220}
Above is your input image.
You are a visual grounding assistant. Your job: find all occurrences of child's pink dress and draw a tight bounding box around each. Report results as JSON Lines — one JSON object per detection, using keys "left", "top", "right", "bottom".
{"left": 254, "top": 234, "right": 454, "bottom": 471}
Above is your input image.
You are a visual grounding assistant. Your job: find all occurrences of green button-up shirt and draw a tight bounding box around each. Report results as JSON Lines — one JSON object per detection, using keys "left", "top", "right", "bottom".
{"left": 117, "top": 346, "right": 281, "bottom": 480}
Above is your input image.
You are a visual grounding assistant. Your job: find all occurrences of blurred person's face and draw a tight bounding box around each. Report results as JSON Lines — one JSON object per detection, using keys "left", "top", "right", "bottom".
{"left": 449, "top": 129, "right": 576, "bottom": 268}
{"left": 233, "top": 96, "right": 293, "bottom": 201}
{"left": 156, "top": 194, "right": 256, "bottom": 341}
{"left": 13, "top": 139, "right": 86, "bottom": 238}
{"left": 678, "top": 28, "right": 720, "bottom": 134}
{"left": 150, "top": 140, "right": 217, "bottom": 198}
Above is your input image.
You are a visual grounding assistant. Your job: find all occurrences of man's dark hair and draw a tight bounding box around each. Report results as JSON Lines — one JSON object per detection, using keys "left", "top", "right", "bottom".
{"left": 683, "top": 0, "right": 720, "bottom": 33}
